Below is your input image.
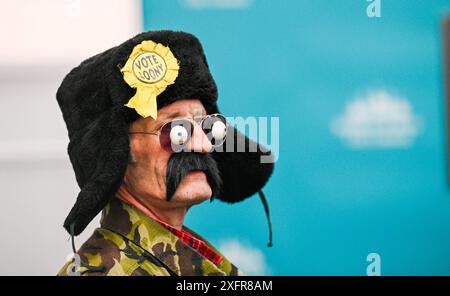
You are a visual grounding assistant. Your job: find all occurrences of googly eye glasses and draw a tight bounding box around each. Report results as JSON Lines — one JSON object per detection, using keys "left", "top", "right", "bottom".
{"left": 128, "top": 113, "right": 227, "bottom": 152}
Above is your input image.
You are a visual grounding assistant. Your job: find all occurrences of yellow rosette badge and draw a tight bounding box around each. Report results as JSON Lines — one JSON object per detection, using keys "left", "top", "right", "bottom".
{"left": 121, "top": 40, "right": 179, "bottom": 119}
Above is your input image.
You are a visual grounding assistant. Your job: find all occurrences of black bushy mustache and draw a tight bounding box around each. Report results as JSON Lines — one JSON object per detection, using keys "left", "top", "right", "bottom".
{"left": 165, "top": 152, "right": 222, "bottom": 201}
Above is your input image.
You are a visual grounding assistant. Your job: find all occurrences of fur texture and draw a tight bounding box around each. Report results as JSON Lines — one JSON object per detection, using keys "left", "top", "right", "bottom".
{"left": 213, "top": 128, "right": 274, "bottom": 203}
{"left": 56, "top": 30, "right": 274, "bottom": 235}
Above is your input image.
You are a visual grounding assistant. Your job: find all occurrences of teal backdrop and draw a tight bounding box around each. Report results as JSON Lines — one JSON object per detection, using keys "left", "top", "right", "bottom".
{"left": 142, "top": 0, "right": 450, "bottom": 275}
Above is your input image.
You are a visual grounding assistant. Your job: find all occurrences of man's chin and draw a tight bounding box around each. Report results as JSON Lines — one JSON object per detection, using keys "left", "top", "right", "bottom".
{"left": 169, "top": 171, "right": 213, "bottom": 204}
{"left": 170, "top": 189, "right": 212, "bottom": 205}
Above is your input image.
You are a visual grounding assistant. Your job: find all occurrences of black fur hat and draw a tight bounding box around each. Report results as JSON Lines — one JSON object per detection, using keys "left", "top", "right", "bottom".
{"left": 56, "top": 30, "right": 274, "bottom": 236}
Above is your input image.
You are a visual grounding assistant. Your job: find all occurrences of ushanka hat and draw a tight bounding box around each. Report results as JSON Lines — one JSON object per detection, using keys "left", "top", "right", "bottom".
{"left": 56, "top": 30, "right": 274, "bottom": 245}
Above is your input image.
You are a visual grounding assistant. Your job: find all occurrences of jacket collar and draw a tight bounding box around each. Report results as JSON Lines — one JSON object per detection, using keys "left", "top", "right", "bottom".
{"left": 100, "top": 198, "right": 240, "bottom": 276}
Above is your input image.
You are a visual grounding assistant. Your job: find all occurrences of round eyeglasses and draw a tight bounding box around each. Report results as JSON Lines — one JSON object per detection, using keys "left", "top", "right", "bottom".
{"left": 128, "top": 113, "right": 227, "bottom": 152}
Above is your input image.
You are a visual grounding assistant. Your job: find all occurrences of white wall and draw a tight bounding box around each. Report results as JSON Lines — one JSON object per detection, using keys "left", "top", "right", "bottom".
{"left": 0, "top": 0, "right": 142, "bottom": 275}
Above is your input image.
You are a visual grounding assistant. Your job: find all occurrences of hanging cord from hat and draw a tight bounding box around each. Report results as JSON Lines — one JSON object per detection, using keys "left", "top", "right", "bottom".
{"left": 69, "top": 223, "right": 106, "bottom": 273}
{"left": 258, "top": 190, "right": 273, "bottom": 247}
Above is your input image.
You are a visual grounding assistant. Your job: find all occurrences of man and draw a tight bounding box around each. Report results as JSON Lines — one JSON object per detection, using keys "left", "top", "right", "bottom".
{"left": 57, "top": 30, "right": 274, "bottom": 276}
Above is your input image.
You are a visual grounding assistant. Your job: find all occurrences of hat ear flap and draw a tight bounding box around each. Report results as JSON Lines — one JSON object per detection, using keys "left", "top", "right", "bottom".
{"left": 212, "top": 127, "right": 274, "bottom": 203}
{"left": 63, "top": 108, "right": 130, "bottom": 235}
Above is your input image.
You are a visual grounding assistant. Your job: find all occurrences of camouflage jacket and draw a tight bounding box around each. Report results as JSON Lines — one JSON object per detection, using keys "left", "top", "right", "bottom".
{"left": 58, "top": 199, "right": 242, "bottom": 276}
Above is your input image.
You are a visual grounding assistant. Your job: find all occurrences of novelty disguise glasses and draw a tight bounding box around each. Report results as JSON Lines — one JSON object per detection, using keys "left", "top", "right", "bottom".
{"left": 129, "top": 113, "right": 227, "bottom": 152}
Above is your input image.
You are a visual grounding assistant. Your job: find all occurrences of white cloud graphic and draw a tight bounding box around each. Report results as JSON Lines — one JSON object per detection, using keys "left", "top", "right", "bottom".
{"left": 182, "top": 0, "right": 254, "bottom": 10}
{"left": 331, "top": 90, "right": 424, "bottom": 149}
{"left": 218, "top": 239, "right": 269, "bottom": 275}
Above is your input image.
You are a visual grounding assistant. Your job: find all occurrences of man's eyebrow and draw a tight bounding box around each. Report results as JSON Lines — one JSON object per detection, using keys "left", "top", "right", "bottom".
{"left": 159, "top": 109, "right": 206, "bottom": 121}
{"left": 159, "top": 110, "right": 185, "bottom": 121}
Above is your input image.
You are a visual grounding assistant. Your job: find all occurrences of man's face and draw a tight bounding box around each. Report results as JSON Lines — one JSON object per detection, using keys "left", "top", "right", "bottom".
{"left": 125, "top": 99, "right": 215, "bottom": 210}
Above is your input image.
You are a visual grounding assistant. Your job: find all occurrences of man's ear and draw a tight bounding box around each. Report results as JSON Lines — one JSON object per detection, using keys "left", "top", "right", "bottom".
{"left": 128, "top": 150, "right": 137, "bottom": 164}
